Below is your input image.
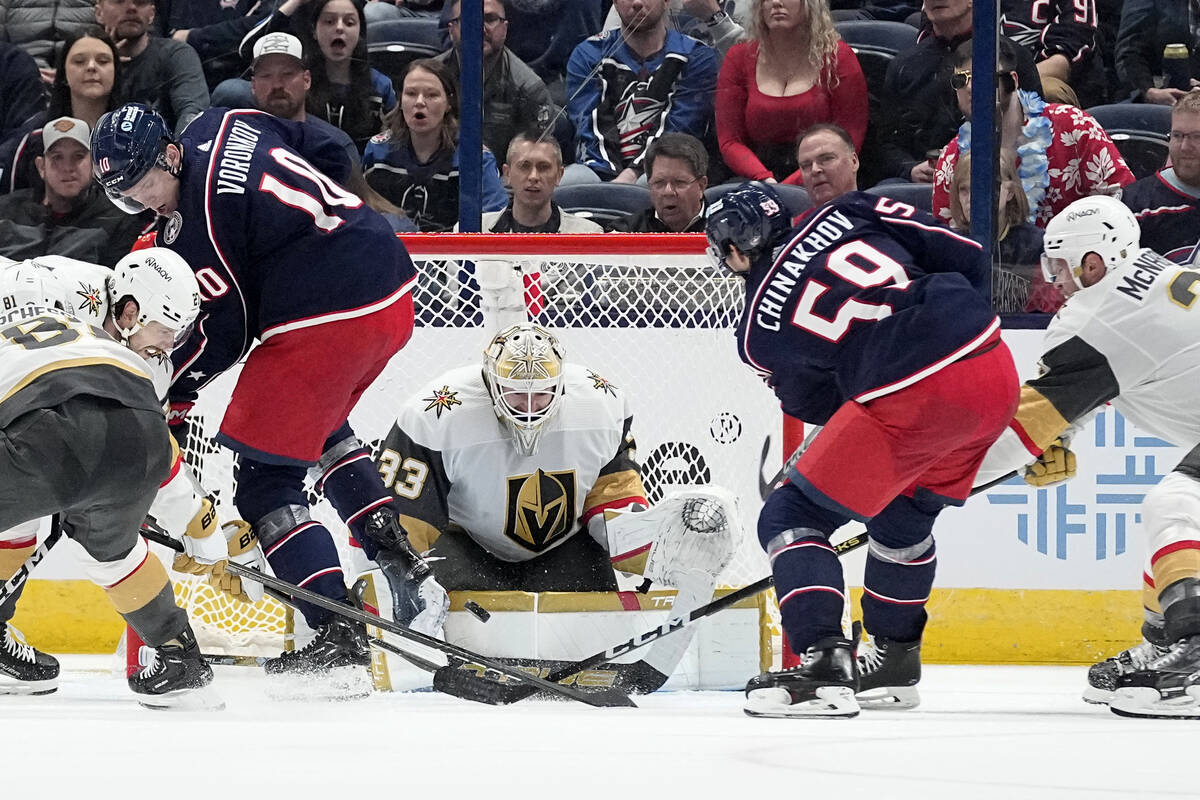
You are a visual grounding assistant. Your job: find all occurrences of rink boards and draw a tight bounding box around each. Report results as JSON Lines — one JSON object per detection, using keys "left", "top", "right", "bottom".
{"left": 11, "top": 328, "right": 1179, "bottom": 662}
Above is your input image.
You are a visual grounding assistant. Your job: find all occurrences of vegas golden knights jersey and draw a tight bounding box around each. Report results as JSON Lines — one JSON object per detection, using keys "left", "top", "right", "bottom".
{"left": 0, "top": 304, "right": 160, "bottom": 428}
{"left": 375, "top": 363, "right": 648, "bottom": 562}
{"left": 17, "top": 256, "right": 112, "bottom": 328}
{"left": 981, "top": 249, "right": 1200, "bottom": 478}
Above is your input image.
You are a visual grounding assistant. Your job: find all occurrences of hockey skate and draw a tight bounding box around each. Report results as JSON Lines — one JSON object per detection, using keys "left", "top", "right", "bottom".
{"left": 0, "top": 623, "right": 59, "bottom": 695}
{"left": 263, "top": 617, "right": 372, "bottom": 700}
{"left": 744, "top": 636, "right": 860, "bottom": 719}
{"left": 1083, "top": 632, "right": 1169, "bottom": 705}
{"left": 1109, "top": 635, "right": 1200, "bottom": 719}
{"left": 854, "top": 622, "right": 921, "bottom": 710}
{"left": 128, "top": 626, "right": 223, "bottom": 711}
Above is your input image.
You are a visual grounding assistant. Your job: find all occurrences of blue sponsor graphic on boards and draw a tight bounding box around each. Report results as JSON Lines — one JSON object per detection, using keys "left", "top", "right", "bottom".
{"left": 985, "top": 409, "right": 1175, "bottom": 560}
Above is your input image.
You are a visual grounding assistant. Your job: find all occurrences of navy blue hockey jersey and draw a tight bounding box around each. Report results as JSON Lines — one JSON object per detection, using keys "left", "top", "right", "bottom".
{"left": 737, "top": 192, "right": 1000, "bottom": 424}
{"left": 164, "top": 108, "right": 417, "bottom": 399}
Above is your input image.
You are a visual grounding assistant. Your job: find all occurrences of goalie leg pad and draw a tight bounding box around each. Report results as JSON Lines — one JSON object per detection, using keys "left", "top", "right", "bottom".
{"left": 861, "top": 493, "right": 941, "bottom": 643}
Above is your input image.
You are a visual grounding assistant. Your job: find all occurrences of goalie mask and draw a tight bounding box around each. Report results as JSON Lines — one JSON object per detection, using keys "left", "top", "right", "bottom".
{"left": 109, "top": 247, "right": 202, "bottom": 353}
{"left": 1041, "top": 195, "right": 1140, "bottom": 296}
{"left": 483, "top": 323, "right": 566, "bottom": 456}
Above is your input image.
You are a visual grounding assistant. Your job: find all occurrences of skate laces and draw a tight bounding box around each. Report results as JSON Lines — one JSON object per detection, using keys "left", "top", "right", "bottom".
{"left": 858, "top": 638, "right": 885, "bottom": 674}
{"left": 2, "top": 625, "right": 36, "bottom": 664}
{"left": 137, "top": 645, "right": 165, "bottom": 679}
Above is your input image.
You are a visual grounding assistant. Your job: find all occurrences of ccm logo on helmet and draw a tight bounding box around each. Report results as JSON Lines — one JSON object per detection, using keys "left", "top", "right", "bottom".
{"left": 1067, "top": 208, "right": 1099, "bottom": 221}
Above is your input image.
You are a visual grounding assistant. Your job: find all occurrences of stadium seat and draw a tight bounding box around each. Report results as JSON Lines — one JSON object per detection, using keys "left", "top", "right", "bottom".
{"left": 834, "top": 20, "right": 919, "bottom": 96}
{"left": 367, "top": 17, "right": 446, "bottom": 49}
{"left": 368, "top": 41, "right": 444, "bottom": 88}
{"left": 1085, "top": 103, "right": 1172, "bottom": 180}
{"left": 553, "top": 183, "right": 653, "bottom": 225}
{"left": 705, "top": 182, "right": 812, "bottom": 218}
{"left": 864, "top": 181, "right": 933, "bottom": 212}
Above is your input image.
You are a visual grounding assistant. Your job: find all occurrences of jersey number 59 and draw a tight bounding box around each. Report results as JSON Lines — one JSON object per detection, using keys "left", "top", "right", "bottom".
{"left": 790, "top": 240, "right": 911, "bottom": 342}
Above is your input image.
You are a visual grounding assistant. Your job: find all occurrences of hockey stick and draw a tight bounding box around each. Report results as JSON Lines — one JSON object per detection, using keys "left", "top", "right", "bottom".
{"left": 140, "top": 527, "right": 635, "bottom": 708}
{"left": 450, "top": 461, "right": 1023, "bottom": 704}
{"left": 0, "top": 516, "right": 64, "bottom": 609}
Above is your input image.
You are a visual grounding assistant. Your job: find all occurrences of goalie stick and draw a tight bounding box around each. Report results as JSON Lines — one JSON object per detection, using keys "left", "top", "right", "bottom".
{"left": 139, "top": 527, "right": 635, "bottom": 708}
{"left": 0, "top": 516, "right": 63, "bottom": 610}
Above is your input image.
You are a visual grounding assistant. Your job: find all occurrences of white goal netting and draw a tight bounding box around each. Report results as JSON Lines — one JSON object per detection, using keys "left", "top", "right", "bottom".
{"left": 164, "top": 233, "right": 784, "bottom": 653}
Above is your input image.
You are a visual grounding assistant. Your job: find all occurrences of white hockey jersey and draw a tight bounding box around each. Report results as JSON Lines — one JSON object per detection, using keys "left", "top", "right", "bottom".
{"left": 979, "top": 248, "right": 1200, "bottom": 479}
{"left": 375, "top": 363, "right": 648, "bottom": 562}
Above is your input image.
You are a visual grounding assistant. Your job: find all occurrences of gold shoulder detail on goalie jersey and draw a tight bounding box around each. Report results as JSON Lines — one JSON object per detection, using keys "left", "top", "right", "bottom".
{"left": 421, "top": 385, "right": 462, "bottom": 418}
{"left": 587, "top": 370, "right": 617, "bottom": 395}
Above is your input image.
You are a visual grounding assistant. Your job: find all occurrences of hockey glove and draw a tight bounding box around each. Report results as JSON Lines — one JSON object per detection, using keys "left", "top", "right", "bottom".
{"left": 1024, "top": 438, "right": 1077, "bottom": 487}
{"left": 168, "top": 496, "right": 227, "bottom": 574}
{"left": 207, "top": 521, "right": 267, "bottom": 604}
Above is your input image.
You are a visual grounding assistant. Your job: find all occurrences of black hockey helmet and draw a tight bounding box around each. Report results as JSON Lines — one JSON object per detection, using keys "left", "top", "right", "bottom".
{"left": 705, "top": 181, "right": 790, "bottom": 272}
{"left": 91, "top": 103, "right": 176, "bottom": 214}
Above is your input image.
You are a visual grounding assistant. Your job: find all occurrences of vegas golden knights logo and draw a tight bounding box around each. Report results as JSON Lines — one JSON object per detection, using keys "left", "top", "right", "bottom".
{"left": 503, "top": 469, "right": 577, "bottom": 552}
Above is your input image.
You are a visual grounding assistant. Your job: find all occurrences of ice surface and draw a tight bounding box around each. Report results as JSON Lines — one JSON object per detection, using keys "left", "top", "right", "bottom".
{"left": 3, "top": 660, "right": 1192, "bottom": 799}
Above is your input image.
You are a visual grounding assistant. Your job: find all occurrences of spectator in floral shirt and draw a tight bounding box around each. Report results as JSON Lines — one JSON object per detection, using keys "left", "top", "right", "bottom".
{"left": 932, "top": 38, "right": 1134, "bottom": 228}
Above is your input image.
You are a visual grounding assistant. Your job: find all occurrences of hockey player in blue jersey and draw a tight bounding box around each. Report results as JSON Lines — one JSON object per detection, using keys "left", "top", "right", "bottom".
{"left": 90, "top": 103, "right": 448, "bottom": 694}
{"left": 706, "top": 183, "right": 1019, "bottom": 718}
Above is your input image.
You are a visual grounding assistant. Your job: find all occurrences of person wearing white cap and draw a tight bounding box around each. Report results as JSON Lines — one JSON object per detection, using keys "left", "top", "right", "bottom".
{"left": 0, "top": 117, "right": 146, "bottom": 266}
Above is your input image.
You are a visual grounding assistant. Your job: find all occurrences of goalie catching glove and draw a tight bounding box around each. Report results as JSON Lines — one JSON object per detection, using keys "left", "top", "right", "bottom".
{"left": 1025, "top": 438, "right": 1076, "bottom": 487}
{"left": 603, "top": 487, "right": 741, "bottom": 587}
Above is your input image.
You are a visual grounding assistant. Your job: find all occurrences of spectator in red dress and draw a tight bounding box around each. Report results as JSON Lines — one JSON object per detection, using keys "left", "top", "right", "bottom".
{"left": 715, "top": 0, "right": 868, "bottom": 184}
{"left": 933, "top": 38, "right": 1134, "bottom": 228}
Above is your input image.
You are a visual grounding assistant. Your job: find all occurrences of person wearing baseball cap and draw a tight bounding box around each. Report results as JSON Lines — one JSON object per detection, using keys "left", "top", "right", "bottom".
{"left": 0, "top": 117, "right": 146, "bottom": 266}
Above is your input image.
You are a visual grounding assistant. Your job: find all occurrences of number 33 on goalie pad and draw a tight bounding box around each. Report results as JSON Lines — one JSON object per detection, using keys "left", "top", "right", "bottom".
{"left": 603, "top": 487, "right": 742, "bottom": 587}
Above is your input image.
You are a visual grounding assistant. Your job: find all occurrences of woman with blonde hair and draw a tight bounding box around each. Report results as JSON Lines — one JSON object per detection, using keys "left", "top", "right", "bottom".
{"left": 950, "top": 150, "right": 1057, "bottom": 313}
{"left": 715, "top": 0, "right": 868, "bottom": 183}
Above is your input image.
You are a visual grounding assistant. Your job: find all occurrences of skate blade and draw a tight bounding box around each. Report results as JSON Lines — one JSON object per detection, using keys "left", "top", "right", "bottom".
{"left": 0, "top": 676, "right": 59, "bottom": 696}
{"left": 857, "top": 685, "right": 920, "bottom": 710}
{"left": 1109, "top": 686, "right": 1200, "bottom": 720}
{"left": 137, "top": 684, "right": 225, "bottom": 712}
{"left": 744, "top": 685, "right": 859, "bottom": 719}
{"left": 1081, "top": 686, "right": 1113, "bottom": 705}
{"left": 265, "top": 664, "right": 373, "bottom": 702}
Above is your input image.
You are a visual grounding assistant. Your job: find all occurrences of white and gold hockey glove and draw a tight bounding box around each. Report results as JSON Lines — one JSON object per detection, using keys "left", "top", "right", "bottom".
{"left": 167, "top": 496, "right": 228, "bottom": 575}
{"left": 1024, "top": 438, "right": 1077, "bottom": 487}
{"left": 207, "top": 521, "right": 267, "bottom": 604}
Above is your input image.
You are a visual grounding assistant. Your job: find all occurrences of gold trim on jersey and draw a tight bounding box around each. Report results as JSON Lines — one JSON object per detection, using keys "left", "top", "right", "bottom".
{"left": 1012, "top": 385, "right": 1071, "bottom": 452}
{"left": 104, "top": 555, "right": 170, "bottom": 614}
{"left": 583, "top": 469, "right": 646, "bottom": 517}
{"left": 503, "top": 469, "right": 577, "bottom": 553}
{"left": 0, "top": 543, "right": 36, "bottom": 580}
{"left": 398, "top": 513, "right": 443, "bottom": 554}
{"left": 0, "top": 357, "right": 150, "bottom": 406}
{"left": 1153, "top": 550, "right": 1200, "bottom": 598}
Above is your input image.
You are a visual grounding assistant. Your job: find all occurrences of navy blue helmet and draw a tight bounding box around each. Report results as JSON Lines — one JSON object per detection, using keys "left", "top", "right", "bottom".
{"left": 91, "top": 103, "right": 175, "bottom": 214}
{"left": 705, "top": 182, "right": 791, "bottom": 272}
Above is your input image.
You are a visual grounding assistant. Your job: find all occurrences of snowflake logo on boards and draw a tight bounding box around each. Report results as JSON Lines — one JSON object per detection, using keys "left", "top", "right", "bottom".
{"left": 74, "top": 281, "right": 103, "bottom": 317}
{"left": 588, "top": 370, "right": 617, "bottom": 395}
{"left": 422, "top": 385, "right": 462, "bottom": 418}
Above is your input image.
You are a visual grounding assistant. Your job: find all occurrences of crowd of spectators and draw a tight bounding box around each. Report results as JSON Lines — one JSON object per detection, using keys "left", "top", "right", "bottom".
{"left": 0, "top": 0, "right": 1197, "bottom": 307}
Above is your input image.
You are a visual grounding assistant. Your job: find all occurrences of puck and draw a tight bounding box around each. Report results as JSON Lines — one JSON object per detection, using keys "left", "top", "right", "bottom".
{"left": 464, "top": 600, "right": 491, "bottom": 622}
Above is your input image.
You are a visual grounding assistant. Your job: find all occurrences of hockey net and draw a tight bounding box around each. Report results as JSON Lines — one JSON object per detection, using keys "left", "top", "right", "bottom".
{"left": 162, "top": 233, "right": 784, "bottom": 655}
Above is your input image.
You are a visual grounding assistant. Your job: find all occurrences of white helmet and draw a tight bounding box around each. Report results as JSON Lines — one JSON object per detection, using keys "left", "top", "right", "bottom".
{"left": 1041, "top": 195, "right": 1141, "bottom": 293}
{"left": 0, "top": 261, "right": 72, "bottom": 315}
{"left": 109, "top": 247, "right": 202, "bottom": 349}
{"left": 483, "top": 323, "right": 567, "bottom": 456}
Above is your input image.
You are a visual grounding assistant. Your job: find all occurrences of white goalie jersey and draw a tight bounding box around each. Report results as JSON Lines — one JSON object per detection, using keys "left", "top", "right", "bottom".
{"left": 374, "top": 363, "right": 649, "bottom": 563}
